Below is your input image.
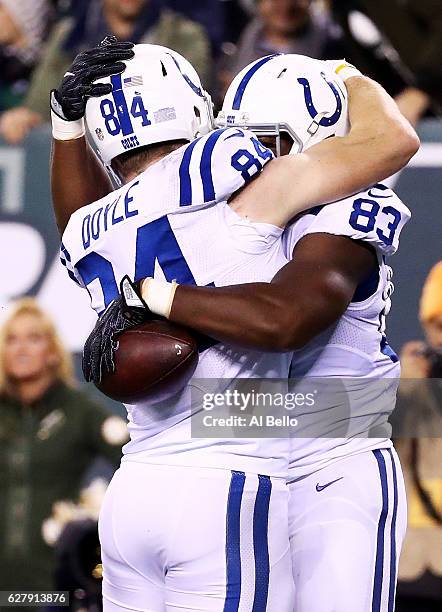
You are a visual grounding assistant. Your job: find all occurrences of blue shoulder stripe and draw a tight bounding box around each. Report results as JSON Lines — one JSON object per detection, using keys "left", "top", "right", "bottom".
{"left": 179, "top": 137, "right": 202, "bottom": 206}
{"left": 232, "top": 54, "right": 279, "bottom": 110}
{"left": 200, "top": 129, "right": 227, "bottom": 202}
{"left": 179, "top": 130, "right": 227, "bottom": 206}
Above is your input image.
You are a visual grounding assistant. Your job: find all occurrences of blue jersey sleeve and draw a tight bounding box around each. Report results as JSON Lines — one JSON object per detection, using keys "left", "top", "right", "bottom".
{"left": 177, "top": 127, "right": 274, "bottom": 207}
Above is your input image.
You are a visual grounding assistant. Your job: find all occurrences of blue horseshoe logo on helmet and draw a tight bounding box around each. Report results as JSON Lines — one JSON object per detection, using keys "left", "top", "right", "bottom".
{"left": 297, "top": 73, "right": 343, "bottom": 126}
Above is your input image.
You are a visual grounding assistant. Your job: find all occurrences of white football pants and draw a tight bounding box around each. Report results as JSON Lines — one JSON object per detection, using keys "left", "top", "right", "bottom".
{"left": 99, "top": 462, "right": 295, "bottom": 611}
{"left": 288, "top": 447, "right": 407, "bottom": 612}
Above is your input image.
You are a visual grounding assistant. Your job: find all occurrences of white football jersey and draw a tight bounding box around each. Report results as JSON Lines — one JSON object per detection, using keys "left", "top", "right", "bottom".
{"left": 282, "top": 185, "right": 411, "bottom": 480}
{"left": 61, "top": 128, "right": 292, "bottom": 477}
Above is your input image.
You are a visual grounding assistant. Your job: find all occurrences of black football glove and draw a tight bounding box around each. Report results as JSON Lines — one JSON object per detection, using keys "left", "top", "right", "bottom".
{"left": 51, "top": 36, "right": 135, "bottom": 121}
{"left": 82, "top": 276, "right": 152, "bottom": 385}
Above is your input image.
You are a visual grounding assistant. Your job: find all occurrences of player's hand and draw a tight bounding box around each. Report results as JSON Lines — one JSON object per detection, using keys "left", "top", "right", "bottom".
{"left": 51, "top": 36, "right": 135, "bottom": 122}
{"left": 82, "top": 276, "right": 152, "bottom": 384}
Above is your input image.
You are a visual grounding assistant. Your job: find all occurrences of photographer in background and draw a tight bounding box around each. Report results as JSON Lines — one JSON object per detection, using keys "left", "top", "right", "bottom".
{"left": 331, "top": 0, "right": 442, "bottom": 126}
{"left": 0, "top": 299, "right": 128, "bottom": 600}
{"left": 400, "top": 261, "right": 442, "bottom": 382}
{"left": 393, "top": 262, "right": 442, "bottom": 611}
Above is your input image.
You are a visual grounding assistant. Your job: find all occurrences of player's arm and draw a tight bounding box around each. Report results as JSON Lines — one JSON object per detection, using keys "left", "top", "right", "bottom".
{"left": 231, "top": 73, "right": 420, "bottom": 227}
{"left": 51, "top": 137, "right": 113, "bottom": 234}
{"left": 82, "top": 233, "right": 375, "bottom": 385}
{"left": 82, "top": 233, "right": 374, "bottom": 384}
{"left": 144, "top": 233, "right": 377, "bottom": 351}
{"left": 50, "top": 37, "right": 134, "bottom": 235}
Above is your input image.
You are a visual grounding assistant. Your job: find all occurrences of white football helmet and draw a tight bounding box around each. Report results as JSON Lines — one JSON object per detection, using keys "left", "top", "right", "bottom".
{"left": 86, "top": 44, "right": 214, "bottom": 165}
{"left": 217, "top": 54, "right": 349, "bottom": 155}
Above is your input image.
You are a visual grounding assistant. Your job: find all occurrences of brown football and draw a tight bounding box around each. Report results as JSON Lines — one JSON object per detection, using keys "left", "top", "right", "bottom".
{"left": 97, "top": 319, "right": 198, "bottom": 404}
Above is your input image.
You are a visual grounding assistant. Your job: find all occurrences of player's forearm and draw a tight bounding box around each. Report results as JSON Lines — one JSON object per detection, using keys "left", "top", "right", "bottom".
{"left": 344, "top": 75, "right": 419, "bottom": 177}
{"left": 275, "top": 76, "right": 421, "bottom": 221}
{"left": 170, "top": 279, "right": 347, "bottom": 352}
{"left": 231, "top": 75, "right": 420, "bottom": 228}
{"left": 153, "top": 236, "right": 372, "bottom": 352}
{"left": 51, "top": 137, "right": 113, "bottom": 235}
{"left": 169, "top": 283, "right": 295, "bottom": 351}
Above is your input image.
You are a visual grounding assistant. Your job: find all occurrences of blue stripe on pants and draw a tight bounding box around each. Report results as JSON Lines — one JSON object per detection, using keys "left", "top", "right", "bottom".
{"left": 252, "top": 474, "right": 272, "bottom": 612}
{"left": 224, "top": 471, "right": 246, "bottom": 612}
{"left": 372, "top": 449, "right": 389, "bottom": 612}
{"left": 387, "top": 449, "right": 399, "bottom": 612}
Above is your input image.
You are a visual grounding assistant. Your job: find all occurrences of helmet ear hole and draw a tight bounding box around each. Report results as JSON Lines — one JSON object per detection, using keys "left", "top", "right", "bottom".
{"left": 161, "top": 61, "right": 167, "bottom": 76}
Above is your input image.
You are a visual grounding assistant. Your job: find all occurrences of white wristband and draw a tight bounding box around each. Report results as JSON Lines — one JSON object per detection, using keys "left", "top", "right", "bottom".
{"left": 140, "top": 278, "right": 179, "bottom": 318}
{"left": 334, "top": 62, "right": 363, "bottom": 82}
{"left": 51, "top": 109, "right": 85, "bottom": 140}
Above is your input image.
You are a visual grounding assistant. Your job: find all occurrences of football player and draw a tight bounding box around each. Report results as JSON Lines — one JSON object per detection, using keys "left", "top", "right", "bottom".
{"left": 116, "top": 56, "right": 414, "bottom": 612}
{"left": 53, "top": 43, "right": 418, "bottom": 610}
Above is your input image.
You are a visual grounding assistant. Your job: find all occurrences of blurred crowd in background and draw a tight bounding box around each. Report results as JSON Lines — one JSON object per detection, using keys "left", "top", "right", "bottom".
{"left": 0, "top": 0, "right": 442, "bottom": 143}
{"left": 0, "top": 0, "right": 441, "bottom": 610}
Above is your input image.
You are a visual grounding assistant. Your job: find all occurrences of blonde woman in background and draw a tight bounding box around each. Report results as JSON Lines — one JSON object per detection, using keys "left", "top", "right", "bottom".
{"left": 0, "top": 298, "right": 128, "bottom": 601}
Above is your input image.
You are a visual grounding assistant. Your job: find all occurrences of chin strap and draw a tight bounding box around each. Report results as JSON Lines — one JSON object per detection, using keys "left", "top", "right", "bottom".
{"left": 298, "top": 110, "right": 335, "bottom": 152}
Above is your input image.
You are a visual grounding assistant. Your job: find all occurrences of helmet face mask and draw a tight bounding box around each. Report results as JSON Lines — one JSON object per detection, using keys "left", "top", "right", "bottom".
{"left": 85, "top": 44, "right": 214, "bottom": 167}
{"left": 248, "top": 125, "right": 301, "bottom": 157}
{"left": 217, "top": 54, "right": 349, "bottom": 156}
{"left": 216, "top": 116, "right": 303, "bottom": 156}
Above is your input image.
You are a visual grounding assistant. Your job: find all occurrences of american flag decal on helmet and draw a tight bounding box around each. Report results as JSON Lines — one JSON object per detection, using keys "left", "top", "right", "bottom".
{"left": 123, "top": 75, "right": 144, "bottom": 88}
